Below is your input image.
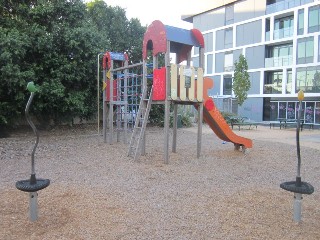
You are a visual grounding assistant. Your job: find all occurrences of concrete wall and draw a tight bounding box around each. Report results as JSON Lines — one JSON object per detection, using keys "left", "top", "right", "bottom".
{"left": 248, "top": 71, "right": 261, "bottom": 94}
{"left": 215, "top": 52, "right": 225, "bottom": 73}
{"left": 192, "top": 0, "right": 266, "bottom": 31}
{"left": 207, "top": 54, "right": 213, "bottom": 74}
{"left": 193, "top": 7, "right": 225, "bottom": 32}
{"left": 238, "top": 97, "right": 264, "bottom": 121}
{"left": 193, "top": 56, "right": 199, "bottom": 67}
{"left": 234, "top": 0, "right": 266, "bottom": 23}
{"left": 215, "top": 29, "right": 225, "bottom": 51}
{"left": 236, "top": 20, "right": 262, "bottom": 47}
{"left": 204, "top": 32, "right": 214, "bottom": 52}
{"left": 245, "top": 45, "right": 265, "bottom": 69}
{"left": 233, "top": 49, "right": 243, "bottom": 63}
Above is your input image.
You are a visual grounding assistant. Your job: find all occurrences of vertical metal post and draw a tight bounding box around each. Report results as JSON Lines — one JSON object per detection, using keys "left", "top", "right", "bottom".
{"left": 109, "top": 61, "right": 114, "bottom": 144}
{"left": 164, "top": 41, "right": 171, "bottom": 164}
{"left": 97, "top": 53, "right": 102, "bottom": 135}
{"left": 103, "top": 67, "right": 107, "bottom": 143}
{"left": 29, "top": 192, "right": 38, "bottom": 221}
{"left": 172, "top": 103, "right": 178, "bottom": 153}
{"left": 124, "top": 61, "right": 128, "bottom": 144}
{"left": 197, "top": 47, "right": 205, "bottom": 159}
{"left": 197, "top": 102, "right": 203, "bottom": 158}
{"left": 172, "top": 55, "right": 179, "bottom": 153}
{"left": 293, "top": 192, "right": 302, "bottom": 222}
{"left": 141, "top": 60, "right": 148, "bottom": 156}
{"left": 116, "top": 70, "right": 121, "bottom": 143}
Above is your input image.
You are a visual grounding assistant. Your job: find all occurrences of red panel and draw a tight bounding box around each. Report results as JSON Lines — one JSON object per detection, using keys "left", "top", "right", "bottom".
{"left": 106, "top": 79, "right": 117, "bottom": 101}
{"left": 102, "top": 52, "right": 111, "bottom": 70}
{"left": 153, "top": 67, "right": 166, "bottom": 101}
{"left": 191, "top": 29, "right": 205, "bottom": 48}
{"left": 205, "top": 99, "right": 215, "bottom": 111}
{"left": 143, "top": 20, "right": 167, "bottom": 60}
{"left": 178, "top": 45, "right": 193, "bottom": 63}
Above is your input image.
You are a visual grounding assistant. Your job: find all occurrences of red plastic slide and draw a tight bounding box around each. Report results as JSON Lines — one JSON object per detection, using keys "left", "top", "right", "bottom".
{"left": 202, "top": 77, "right": 252, "bottom": 149}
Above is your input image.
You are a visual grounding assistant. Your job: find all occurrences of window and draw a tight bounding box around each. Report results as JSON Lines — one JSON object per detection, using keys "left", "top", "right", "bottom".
{"left": 266, "top": 18, "right": 271, "bottom": 41}
{"left": 274, "top": 15, "right": 293, "bottom": 39}
{"left": 296, "top": 66, "right": 320, "bottom": 93}
{"left": 223, "top": 76, "right": 232, "bottom": 95}
{"left": 297, "top": 37, "right": 314, "bottom": 64}
{"left": 287, "top": 102, "right": 296, "bottom": 119}
{"left": 207, "top": 54, "right": 213, "bottom": 74}
{"left": 305, "top": 102, "right": 315, "bottom": 123}
{"left": 264, "top": 71, "right": 283, "bottom": 94}
{"left": 318, "top": 36, "right": 320, "bottom": 62}
{"left": 308, "top": 5, "right": 320, "bottom": 33}
{"left": 315, "top": 102, "right": 320, "bottom": 124}
{"left": 225, "top": 5, "right": 234, "bottom": 25}
{"left": 269, "top": 101, "right": 278, "bottom": 121}
{"left": 224, "top": 52, "right": 233, "bottom": 72}
{"left": 225, "top": 28, "right": 233, "bottom": 49}
{"left": 279, "top": 102, "right": 287, "bottom": 118}
{"left": 286, "top": 69, "right": 292, "bottom": 94}
{"left": 298, "top": 9, "right": 304, "bottom": 35}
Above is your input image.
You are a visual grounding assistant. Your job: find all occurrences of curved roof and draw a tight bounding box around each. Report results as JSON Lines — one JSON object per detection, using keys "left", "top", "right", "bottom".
{"left": 142, "top": 20, "right": 204, "bottom": 62}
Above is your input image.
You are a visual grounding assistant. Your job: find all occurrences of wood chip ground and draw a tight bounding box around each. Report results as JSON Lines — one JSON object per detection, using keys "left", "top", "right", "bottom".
{"left": 1, "top": 124, "right": 320, "bottom": 239}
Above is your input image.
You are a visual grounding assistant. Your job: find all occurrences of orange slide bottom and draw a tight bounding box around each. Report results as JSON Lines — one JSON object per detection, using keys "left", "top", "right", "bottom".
{"left": 201, "top": 77, "right": 253, "bottom": 149}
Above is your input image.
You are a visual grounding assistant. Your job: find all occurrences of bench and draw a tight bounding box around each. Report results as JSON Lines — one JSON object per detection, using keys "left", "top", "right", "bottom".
{"left": 275, "top": 118, "right": 305, "bottom": 131}
{"left": 231, "top": 122, "right": 258, "bottom": 131}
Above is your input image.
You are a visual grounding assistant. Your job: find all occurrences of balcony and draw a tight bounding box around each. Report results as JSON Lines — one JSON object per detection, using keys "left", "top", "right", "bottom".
{"left": 265, "top": 55, "right": 293, "bottom": 67}
{"left": 266, "top": 0, "right": 313, "bottom": 15}
{"left": 224, "top": 65, "right": 234, "bottom": 72}
{"left": 274, "top": 26, "right": 294, "bottom": 40}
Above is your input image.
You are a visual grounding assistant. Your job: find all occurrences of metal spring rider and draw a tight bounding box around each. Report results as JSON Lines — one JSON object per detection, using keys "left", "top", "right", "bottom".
{"left": 16, "top": 82, "right": 50, "bottom": 221}
{"left": 280, "top": 90, "right": 314, "bottom": 223}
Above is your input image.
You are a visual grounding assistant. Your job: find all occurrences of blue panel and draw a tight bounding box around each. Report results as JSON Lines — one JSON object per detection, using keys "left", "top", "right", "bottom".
{"left": 165, "top": 25, "right": 201, "bottom": 47}
{"left": 110, "top": 52, "right": 126, "bottom": 61}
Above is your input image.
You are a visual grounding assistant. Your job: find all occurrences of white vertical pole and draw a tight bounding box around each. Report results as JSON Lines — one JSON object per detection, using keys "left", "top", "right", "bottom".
{"left": 103, "top": 66, "right": 107, "bottom": 143}
{"left": 124, "top": 60, "right": 128, "bottom": 144}
{"left": 293, "top": 193, "right": 302, "bottom": 223}
{"left": 164, "top": 41, "right": 171, "bottom": 164}
{"left": 97, "top": 53, "right": 101, "bottom": 135}
{"left": 109, "top": 61, "right": 114, "bottom": 144}
{"left": 29, "top": 192, "right": 38, "bottom": 222}
{"left": 172, "top": 104, "right": 178, "bottom": 153}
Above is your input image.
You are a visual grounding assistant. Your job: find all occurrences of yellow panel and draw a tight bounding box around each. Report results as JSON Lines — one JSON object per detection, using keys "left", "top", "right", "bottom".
{"left": 189, "top": 67, "right": 195, "bottom": 101}
{"left": 197, "top": 68, "right": 204, "bottom": 102}
{"left": 170, "top": 64, "right": 178, "bottom": 100}
{"left": 179, "top": 66, "right": 186, "bottom": 101}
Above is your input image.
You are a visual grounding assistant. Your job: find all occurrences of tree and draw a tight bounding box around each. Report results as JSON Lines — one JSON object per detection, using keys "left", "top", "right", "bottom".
{"left": 87, "top": 0, "right": 146, "bottom": 64}
{"left": 0, "top": 0, "right": 146, "bottom": 129}
{"left": 313, "top": 70, "right": 320, "bottom": 92}
{"left": 232, "top": 54, "right": 250, "bottom": 106}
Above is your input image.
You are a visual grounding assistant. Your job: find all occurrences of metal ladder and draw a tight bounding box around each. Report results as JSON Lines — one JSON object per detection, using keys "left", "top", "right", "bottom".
{"left": 128, "top": 85, "right": 153, "bottom": 161}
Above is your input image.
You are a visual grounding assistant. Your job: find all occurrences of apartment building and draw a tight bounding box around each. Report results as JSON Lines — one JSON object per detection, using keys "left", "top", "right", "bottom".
{"left": 183, "top": 0, "right": 320, "bottom": 125}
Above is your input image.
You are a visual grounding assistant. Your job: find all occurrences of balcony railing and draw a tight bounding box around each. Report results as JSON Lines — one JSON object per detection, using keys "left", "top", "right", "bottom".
{"left": 224, "top": 65, "right": 234, "bottom": 72}
{"left": 265, "top": 55, "right": 293, "bottom": 67}
{"left": 274, "top": 27, "right": 294, "bottom": 39}
{"left": 266, "top": 0, "right": 313, "bottom": 15}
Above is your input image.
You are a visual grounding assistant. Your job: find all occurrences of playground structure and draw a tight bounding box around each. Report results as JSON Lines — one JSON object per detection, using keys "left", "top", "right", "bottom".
{"left": 102, "top": 20, "right": 253, "bottom": 164}
{"left": 101, "top": 52, "right": 144, "bottom": 144}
